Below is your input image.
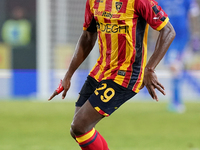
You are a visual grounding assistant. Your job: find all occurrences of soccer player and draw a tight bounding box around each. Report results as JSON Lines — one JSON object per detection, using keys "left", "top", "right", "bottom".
{"left": 49, "top": 0, "right": 175, "bottom": 149}
{"left": 157, "top": 0, "right": 200, "bottom": 113}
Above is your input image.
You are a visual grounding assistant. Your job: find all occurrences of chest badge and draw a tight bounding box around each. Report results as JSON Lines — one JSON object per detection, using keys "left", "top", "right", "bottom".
{"left": 115, "top": 2, "right": 123, "bottom": 11}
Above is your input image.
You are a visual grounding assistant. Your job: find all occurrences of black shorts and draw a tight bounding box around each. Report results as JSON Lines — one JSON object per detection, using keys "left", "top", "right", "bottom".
{"left": 76, "top": 76, "right": 137, "bottom": 116}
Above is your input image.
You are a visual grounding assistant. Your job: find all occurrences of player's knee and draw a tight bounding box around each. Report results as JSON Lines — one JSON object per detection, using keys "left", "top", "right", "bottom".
{"left": 70, "top": 127, "right": 76, "bottom": 139}
{"left": 70, "top": 122, "right": 86, "bottom": 137}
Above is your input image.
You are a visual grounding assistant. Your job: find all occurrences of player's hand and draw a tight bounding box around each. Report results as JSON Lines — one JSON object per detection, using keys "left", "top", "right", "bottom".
{"left": 139, "top": 68, "right": 165, "bottom": 101}
{"left": 48, "top": 78, "right": 71, "bottom": 100}
{"left": 61, "top": 78, "right": 71, "bottom": 99}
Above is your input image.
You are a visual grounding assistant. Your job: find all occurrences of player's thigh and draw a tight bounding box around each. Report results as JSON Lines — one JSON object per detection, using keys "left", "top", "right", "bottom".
{"left": 70, "top": 105, "right": 92, "bottom": 139}
{"left": 73, "top": 105, "right": 81, "bottom": 117}
{"left": 71, "top": 76, "right": 102, "bottom": 135}
{"left": 71, "top": 100, "right": 104, "bottom": 135}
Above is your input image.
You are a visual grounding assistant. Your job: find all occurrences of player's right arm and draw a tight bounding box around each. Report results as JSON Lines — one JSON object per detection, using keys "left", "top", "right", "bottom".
{"left": 62, "top": 30, "right": 97, "bottom": 99}
{"left": 49, "top": 30, "right": 97, "bottom": 100}
{"left": 49, "top": 0, "right": 97, "bottom": 100}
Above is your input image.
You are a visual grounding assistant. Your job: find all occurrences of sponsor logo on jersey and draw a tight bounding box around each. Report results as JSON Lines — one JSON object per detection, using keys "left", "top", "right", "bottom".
{"left": 102, "top": 11, "right": 113, "bottom": 19}
{"left": 115, "top": 2, "right": 123, "bottom": 11}
{"left": 95, "top": 10, "right": 121, "bottom": 19}
{"left": 118, "top": 70, "right": 126, "bottom": 76}
{"left": 96, "top": 22, "right": 129, "bottom": 34}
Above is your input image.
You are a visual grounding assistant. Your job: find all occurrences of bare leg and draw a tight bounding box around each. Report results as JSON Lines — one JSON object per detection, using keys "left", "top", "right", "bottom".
{"left": 70, "top": 106, "right": 81, "bottom": 139}
{"left": 70, "top": 100, "right": 104, "bottom": 137}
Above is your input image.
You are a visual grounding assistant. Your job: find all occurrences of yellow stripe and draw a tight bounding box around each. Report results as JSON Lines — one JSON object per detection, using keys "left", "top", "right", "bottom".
{"left": 76, "top": 128, "right": 95, "bottom": 143}
{"left": 83, "top": 27, "right": 87, "bottom": 31}
{"left": 90, "top": 0, "right": 95, "bottom": 12}
{"left": 95, "top": 106, "right": 101, "bottom": 112}
{"left": 94, "top": 107, "right": 109, "bottom": 117}
{"left": 134, "top": 24, "right": 149, "bottom": 93}
{"left": 114, "top": 0, "right": 135, "bottom": 85}
{"left": 156, "top": 17, "right": 169, "bottom": 31}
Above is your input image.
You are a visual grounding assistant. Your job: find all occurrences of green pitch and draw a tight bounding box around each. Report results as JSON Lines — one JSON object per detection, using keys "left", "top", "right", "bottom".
{"left": 0, "top": 100, "right": 200, "bottom": 150}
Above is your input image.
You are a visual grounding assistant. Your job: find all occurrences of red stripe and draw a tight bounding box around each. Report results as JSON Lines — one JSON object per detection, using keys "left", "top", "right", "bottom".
{"left": 90, "top": 65, "right": 100, "bottom": 77}
{"left": 118, "top": 0, "right": 128, "bottom": 13}
{"left": 99, "top": 109, "right": 109, "bottom": 116}
{"left": 99, "top": 33, "right": 111, "bottom": 81}
{"left": 83, "top": 0, "right": 95, "bottom": 29}
{"left": 105, "top": 0, "right": 112, "bottom": 12}
{"left": 76, "top": 128, "right": 94, "bottom": 138}
{"left": 104, "top": 18, "right": 111, "bottom": 24}
{"left": 90, "top": 30, "right": 103, "bottom": 77}
{"left": 77, "top": 130, "right": 97, "bottom": 145}
{"left": 121, "top": 13, "right": 137, "bottom": 87}
{"left": 117, "top": 20, "right": 126, "bottom": 25}
{"left": 94, "top": 0, "right": 100, "bottom": 9}
{"left": 121, "top": 66, "right": 132, "bottom": 87}
{"left": 117, "top": 34, "right": 126, "bottom": 66}
{"left": 107, "top": 33, "right": 126, "bottom": 80}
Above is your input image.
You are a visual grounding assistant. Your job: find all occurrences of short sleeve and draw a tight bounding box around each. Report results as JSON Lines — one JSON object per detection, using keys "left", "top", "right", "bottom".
{"left": 135, "top": 0, "right": 169, "bottom": 31}
{"left": 83, "top": 0, "right": 97, "bottom": 32}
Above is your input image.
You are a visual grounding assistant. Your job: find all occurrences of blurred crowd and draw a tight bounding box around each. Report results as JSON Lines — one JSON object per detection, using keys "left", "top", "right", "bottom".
{"left": 0, "top": 0, "right": 36, "bottom": 70}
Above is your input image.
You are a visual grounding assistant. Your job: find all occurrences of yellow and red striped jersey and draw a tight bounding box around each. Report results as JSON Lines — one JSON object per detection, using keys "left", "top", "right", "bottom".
{"left": 83, "top": 0, "right": 169, "bottom": 93}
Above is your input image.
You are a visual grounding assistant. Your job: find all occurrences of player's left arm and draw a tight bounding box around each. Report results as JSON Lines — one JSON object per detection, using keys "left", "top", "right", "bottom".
{"left": 136, "top": 0, "right": 176, "bottom": 101}
{"left": 140, "top": 22, "right": 176, "bottom": 101}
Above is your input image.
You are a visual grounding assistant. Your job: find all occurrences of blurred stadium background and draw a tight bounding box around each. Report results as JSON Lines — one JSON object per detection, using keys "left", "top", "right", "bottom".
{"left": 0, "top": 0, "right": 200, "bottom": 101}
